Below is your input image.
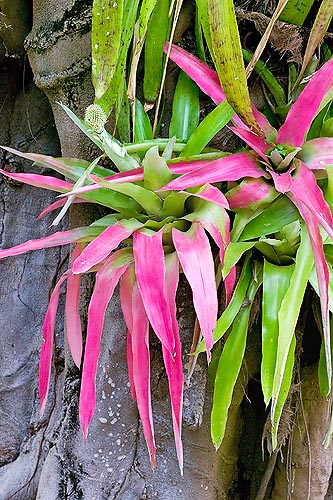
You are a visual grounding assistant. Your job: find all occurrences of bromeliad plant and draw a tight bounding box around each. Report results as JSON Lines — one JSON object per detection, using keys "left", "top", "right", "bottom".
{"left": 0, "top": 108, "right": 234, "bottom": 471}
{"left": 2, "top": 0, "right": 333, "bottom": 474}
{"left": 164, "top": 43, "right": 333, "bottom": 449}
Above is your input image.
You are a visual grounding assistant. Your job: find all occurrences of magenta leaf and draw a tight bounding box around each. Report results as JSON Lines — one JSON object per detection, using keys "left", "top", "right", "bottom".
{"left": 57, "top": 160, "right": 221, "bottom": 199}
{"left": 299, "top": 138, "right": 333, "bottom": 170}
{"left": 133, "top": 229, "right": 175, "bottom": 355}
{"left": 159, "top": 151, "right": 266, "bottom": 191}
{"left": 0, "top": 168, "right": 73, "bottom": 192}
{"left": 287, "top": 160, "right": 333, "bottom": 241}
{"left": 65, "top": 243, "right": 84, "bottom": 368}
{"left": 0, "top": 227, "right": 102, "bottom": 260}
{"left": 40, "top": 272, "right": 70, "bottom": 416}
{"left": 229, "top": 128, "right": 272, "bottom": 159}
{"left": 227, "top": 178, "right": 278, "bottom": 210}
{"left": 126, "top": 332, "right": 136, "bottom": 400}
{"left": 293, "top": 201, "right": 331, "bottom": 389}
{"left": 120, "top": 265, "right": 136, "bottom": 400}
{"left": 163, "top": 252, "right": 183, "bottom": 473}
{"left": 277, "top": 58, "right": 333, "bottom": 147}
{"left": 270, "top": 169, "right": 294, "bottom": 194}
{"left": 0, "top": 146, "right": 90, "bottom": 178}
{"left": 165, "top": 43, "right": 228, "bottom": 106}
{"left": 79, "top": 249, "right": 133, "bottom": 441}
{"left": 165, "top": 43, "right": 277, "bottom": 140}
{"left": 186, "top": 184, "right": 229, "bottom": 208}
{"left": 172, "top": 223, "right": 218, "bottom": 360}
{"left": 130, "top": 282, "right": 156, "bottom": 468}
{"left": 165, "top": 43, "right": 277, "bottom": 139}
{"left": 72, "top": 219, "right": 142, "bottom": 274}
{"left": 186, "top": 201, "right": 234, "bottom": 304}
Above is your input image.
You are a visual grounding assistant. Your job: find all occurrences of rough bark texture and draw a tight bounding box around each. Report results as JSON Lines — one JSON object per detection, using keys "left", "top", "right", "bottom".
{"left": 272, "top": 365, "right": 333, "bottom": 500}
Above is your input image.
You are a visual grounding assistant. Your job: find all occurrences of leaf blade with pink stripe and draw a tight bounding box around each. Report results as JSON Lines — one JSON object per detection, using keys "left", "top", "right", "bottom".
{"left": 172, "top": 223, "right": 217, "bottom": 360}
{"left": 133, "top": 229, "right": 175, "bottom": 355}
{"left": 79, "top": 249, "right": 133, "bottom": 440}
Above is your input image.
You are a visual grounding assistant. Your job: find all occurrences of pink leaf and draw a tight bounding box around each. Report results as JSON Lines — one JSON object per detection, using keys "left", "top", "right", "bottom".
{"left": 163, "top": 252, "right": 183, "bottom": 473}
{"left": 72, "top": 219, "right": 142, "bottom": 274}
{"left": 120, "top": 265, "right": 137, "bottom": 400}
{"left": 126, "top": 332, "right": 136, "bottom": 400}
{"left": 294, "top": 201, "right": 331, "bottom": 388}
{"left": 165, "top": 43, "right": 228, "bottom": 106}
{"left": 57, "top": 161, "right": 222, "bottom": 199}
{"left": 299, "top": 138, "right": 333, "bottom": 170}
{"left": 131, "top": 282, "right": 156, "bottom": 468}
{"left": 270, "top": 169, "right": 294, "bottom": 194}
{"left": 287, "top": 160, "right": 333, "bottom": 241}
{"left": 229, "top": 128, "right": 272, "bottom": 159}
{"left": 277, "top": 58, "right": 333, "bottom": 147}
{"left": 0, "top": 168, "right": 73, "bottom": 192}
{"left": 0, "top": 227, "right": 101, "bottom": 260}
{"left": 172, "top": 223, "right": 218, "bottom": 360}
{"left": 165, "top": 43, "right": 277, "bottom": 140}
{"left": 185, "top": 184, "right": 229, "bottom": 208}
{"left": 186, "top": 204, "right": 234, "bottom": 305}
{"left": 159, "top": 151, "right": 265, "bottom": 191}
{"left": 37, "top": 198, "right": 91, "bottom": 220}
{"left": 227, "top": 178, "right": 277, "bottom": 210}
{"left": 65, "top": 243, "right": 84, "bottom": 368}
{"left": 79, "top": 249, "right": 133, "bottom": 441}
{"left": 39, "top": 272, "right": 69, "bottom": 416}
{"left": 133, "top": 229, "right": 175, "bottom": 355}
{"left": 0, "top": 146, "right": 89, "bottom": 177}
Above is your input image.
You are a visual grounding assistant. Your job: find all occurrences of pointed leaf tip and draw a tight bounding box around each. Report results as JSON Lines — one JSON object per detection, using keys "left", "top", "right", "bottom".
{"left": 172, "top": 223, "right": 217, "bottom": 360}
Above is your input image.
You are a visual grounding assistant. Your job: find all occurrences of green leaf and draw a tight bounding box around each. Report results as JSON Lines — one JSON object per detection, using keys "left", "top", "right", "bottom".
{"left": 296, "top": 0, "right": 333, "bottom": 84}
{"left": 143, "top": 0, "right": 171, "bottom": 103}
{"left": 161, "top": 191, "right": 189, "bottom": 218}
{"left": 222, "top": 242, "right": 256, "bottom": 278}
{"left": 92, "top": 0, "right": 123, "bottom": 99}
{"left": 278, "top": 0, "right": 315, "bottom": 26}
{"left": 181, "top": 101, "right": 234, "bottom": 157}
{"left": 271, "top": 335, "right": 296, "bottom": 449}
{"left": 262, "top": 261, "right": 295, "bottom": 405}
{"left": 242, "top": 49, "right": 286, "bottom": 107}
{"left": 195, "top": 0, "right": 214, "bottom": 62}
{"left": 211, "top": 263, "right": 262, "bottom": 449}
{"left": 134, "top": 99, "right": 153, "bottom": 142}
{"left": 196, "top": 255, "right": 253, "bottom": 354}
{"left": 318, "top": 307, "right": 333, "bottom": 398}
{"left": 239, "top": 196, "right": 300, "bottom": 241}
{"left": 194, "top": 5, "right": 207, "bottom": 63}
{"left": 169, "top": 71, "right": 200, "bottom": 141}
{"left": 271, "top": 223, "right": 314, "bottom": 449}
{"left": 143, "top": 146, "right": 172, "bottom": 191}
{"left": 205, "top": 0, "right": 260, "bottom": 133}
{"left": 115, "top": 76, "right": 131, "bottom": 143}
{"left": 91, "top": 175, "right": 163, "bottom": 215}
{"left": 95, "top": 0, "right": 140, "bottom": 113}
